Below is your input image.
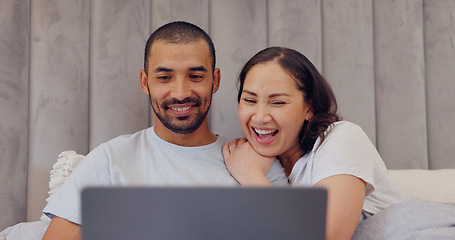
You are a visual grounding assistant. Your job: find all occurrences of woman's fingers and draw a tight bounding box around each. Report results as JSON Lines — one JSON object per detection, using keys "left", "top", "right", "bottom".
{"left": 237, "top": 138, "right": 247, "bottom": 146}
{"left": 222, "top": 143, "right": 231, "bottom": 159}
{"left": 224, "top": 138, "right": 248, "bottom": 153}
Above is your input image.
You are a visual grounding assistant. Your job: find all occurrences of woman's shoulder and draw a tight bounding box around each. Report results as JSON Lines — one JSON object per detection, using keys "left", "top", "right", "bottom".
{"left": 327, "top": 121, "right": 366, "bottom": 137}
{"left": 332, "top": 120, "right": 361, "bottom": 129}
{"left": 317, "top": 121, "right": 374, "bottom": 151}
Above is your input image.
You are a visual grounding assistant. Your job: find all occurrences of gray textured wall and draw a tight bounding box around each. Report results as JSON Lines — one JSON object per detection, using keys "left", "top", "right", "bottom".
{"left": 1, "top": 0, "right": 455, "bottom": 230}
{"left": 0, "top": 0, "right": 30, "bottom": 230}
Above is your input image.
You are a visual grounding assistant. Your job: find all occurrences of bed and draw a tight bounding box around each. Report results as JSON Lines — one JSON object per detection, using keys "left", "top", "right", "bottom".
{"left": 1, "top": 151, "right": 454, "bottom": 240}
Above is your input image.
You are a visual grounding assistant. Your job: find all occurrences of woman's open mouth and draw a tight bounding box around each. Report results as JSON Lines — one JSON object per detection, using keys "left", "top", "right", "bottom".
{"left": 252, "top": 127, "right": 278, "bottom": 144}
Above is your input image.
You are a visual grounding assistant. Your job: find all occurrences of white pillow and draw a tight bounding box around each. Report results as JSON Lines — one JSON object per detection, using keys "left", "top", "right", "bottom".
{"left": 388, "top": 169, "right": 455, "bottom": 204}
{"left": 40, "top": 151, "right": 85, "bottom": 221}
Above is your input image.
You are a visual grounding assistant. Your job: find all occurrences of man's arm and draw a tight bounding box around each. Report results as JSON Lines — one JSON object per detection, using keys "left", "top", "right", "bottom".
{"left": 42, "top": 216, "right": 80, "bottom": 240}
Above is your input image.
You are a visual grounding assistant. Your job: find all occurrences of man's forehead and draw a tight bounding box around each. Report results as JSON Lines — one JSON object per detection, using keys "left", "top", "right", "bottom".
{"left": 147, "top": 40, "right": 212, "bottom": 71}
{"left": 150, "top": 39, "right": 210, "bottom": 54}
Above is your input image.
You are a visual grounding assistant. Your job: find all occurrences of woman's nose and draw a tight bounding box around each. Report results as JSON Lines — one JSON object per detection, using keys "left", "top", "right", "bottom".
{"left": 251, "top": 104, "right": 272, "bottom": 123}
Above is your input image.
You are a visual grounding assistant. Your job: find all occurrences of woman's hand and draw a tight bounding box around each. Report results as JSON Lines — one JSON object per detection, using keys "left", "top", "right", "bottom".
{"left": 222, "top": 138, "right": 274, "bottom": 186}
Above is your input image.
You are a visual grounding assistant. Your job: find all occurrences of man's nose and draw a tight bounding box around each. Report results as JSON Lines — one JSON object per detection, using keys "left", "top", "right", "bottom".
{"left": 171, "top": 78, "right": 191, "bottom": 100}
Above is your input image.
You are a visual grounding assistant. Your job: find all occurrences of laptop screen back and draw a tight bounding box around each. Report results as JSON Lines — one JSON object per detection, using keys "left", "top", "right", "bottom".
{"left": 81, "top": 187, "right": 326, "bottom": 240}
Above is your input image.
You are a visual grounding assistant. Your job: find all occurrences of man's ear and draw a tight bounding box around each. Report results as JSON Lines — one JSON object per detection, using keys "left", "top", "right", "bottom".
{"left": 140, "top": 69, "right": 149, "bottom": 94}
{"left": 212, "top": 68, "right": 221, "bottom": 94}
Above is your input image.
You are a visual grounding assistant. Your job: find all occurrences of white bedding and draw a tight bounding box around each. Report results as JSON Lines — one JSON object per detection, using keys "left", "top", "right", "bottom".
{"left": 353, "top": 199, "right": 455, "bottom": 239}
{"left": 0, "top": 220, "right": 50, "bottom": 240}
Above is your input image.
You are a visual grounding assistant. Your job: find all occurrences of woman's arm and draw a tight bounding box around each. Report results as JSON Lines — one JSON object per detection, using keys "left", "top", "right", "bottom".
{"left": 222, "top": 138, "right": 274, "bottom": 186}
{"left": 315, "top": 174, "right": 366, "bottom": 240}
{"left": 42, "top": 216, "right": 80, "bottom": 240}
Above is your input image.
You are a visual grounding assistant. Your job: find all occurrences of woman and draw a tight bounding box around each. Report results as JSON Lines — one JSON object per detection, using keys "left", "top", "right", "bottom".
{"left": 222, "top": 47, "right": 404, "bottom": 240}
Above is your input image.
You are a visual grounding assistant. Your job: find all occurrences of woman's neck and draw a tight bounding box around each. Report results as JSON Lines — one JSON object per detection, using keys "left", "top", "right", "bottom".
{"left": 278, "top": 147, "right": 304, "bottom": 176}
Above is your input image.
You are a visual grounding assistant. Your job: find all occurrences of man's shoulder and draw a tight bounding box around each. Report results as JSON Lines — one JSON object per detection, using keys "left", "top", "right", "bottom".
{"left": 105, "top": 127, "right": 152, "bottom": 145}
{"left": 90, "top": 127, "right": 154, "bottom": 158}
{"left": 215, "top": 135, "right": 230, "bottom": 145}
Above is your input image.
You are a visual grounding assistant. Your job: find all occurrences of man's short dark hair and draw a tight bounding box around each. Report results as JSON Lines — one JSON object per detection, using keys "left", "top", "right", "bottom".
{"left": 144, "top": 21, "right": 216, "bottom": 73}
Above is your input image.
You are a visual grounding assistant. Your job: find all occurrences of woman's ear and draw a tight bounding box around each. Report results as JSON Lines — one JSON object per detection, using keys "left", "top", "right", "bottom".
{"left": 305, "top": 99, "right": 314, "bottom": 120}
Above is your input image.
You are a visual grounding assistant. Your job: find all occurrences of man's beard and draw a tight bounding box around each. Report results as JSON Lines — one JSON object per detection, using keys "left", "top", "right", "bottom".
{"left": 151, "top": 95, "right": 211, "bottom": 134}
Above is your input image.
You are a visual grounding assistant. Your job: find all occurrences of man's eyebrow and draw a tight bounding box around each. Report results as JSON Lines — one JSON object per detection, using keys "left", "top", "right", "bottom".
{"left": 154, "top": 67, "right": 173, "bottom": 73}
{"left": 189, "top": 66, "right": 207, "bottom": 72}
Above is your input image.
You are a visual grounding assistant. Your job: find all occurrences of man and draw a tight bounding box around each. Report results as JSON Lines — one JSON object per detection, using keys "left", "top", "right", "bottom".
{"left": 42, "top": 21, "right": 287, "bottom": 239}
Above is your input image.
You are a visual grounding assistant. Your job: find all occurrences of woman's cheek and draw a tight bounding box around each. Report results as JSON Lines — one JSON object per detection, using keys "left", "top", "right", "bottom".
{"left": 238, "top": 104, "right": 253, "bottom": 140}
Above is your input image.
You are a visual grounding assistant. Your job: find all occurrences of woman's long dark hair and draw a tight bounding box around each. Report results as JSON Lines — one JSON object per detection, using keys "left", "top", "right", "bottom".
{"left": 238, "top": 47, "right": 340, "bottom": 156}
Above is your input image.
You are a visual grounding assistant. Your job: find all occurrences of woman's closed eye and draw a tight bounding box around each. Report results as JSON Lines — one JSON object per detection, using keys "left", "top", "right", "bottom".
{"left": 272, "top": 101, "right": 286, "bottom": 105}
{"left": 242, "top": 98, "right": 256, "bottom": 104}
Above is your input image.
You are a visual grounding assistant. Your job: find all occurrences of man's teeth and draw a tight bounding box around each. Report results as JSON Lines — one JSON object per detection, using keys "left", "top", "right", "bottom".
{"left": 254, "top": 128, "right": 277, "bottom": 135}
{"left": 171, "top": 106, "right": 191, "bottom": 112}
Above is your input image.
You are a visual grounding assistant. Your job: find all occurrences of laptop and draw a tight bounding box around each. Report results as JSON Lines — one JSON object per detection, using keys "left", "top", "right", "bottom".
{"left": 81, "top": 187, "right": 327, "bottom": 240}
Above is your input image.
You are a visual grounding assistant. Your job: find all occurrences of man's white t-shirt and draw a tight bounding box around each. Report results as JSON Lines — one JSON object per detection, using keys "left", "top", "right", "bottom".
{"left": 289, "top": 121, "right": 404, "bottom": 215}
{"left": 43, "top": 127, "right": 288, "bottom": 224}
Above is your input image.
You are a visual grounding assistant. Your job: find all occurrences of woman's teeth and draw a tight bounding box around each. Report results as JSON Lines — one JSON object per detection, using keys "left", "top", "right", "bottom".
{"left": 254, "top": 128, "right": 277, "bottom": 135}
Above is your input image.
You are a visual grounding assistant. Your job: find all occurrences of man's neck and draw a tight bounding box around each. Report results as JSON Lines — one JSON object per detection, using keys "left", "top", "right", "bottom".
{"left": 153, "top": 122, "right": 218, "bottom": 147}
